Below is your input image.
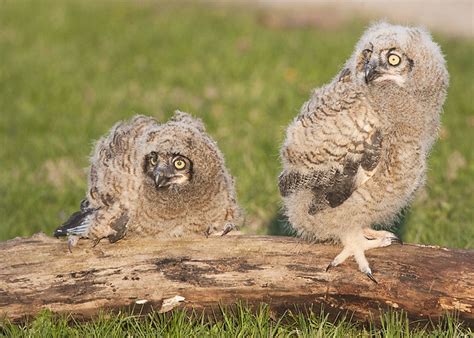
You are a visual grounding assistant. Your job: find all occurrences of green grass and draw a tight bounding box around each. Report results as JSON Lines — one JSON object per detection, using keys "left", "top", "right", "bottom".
{"left": 1, "top": 305, "right": 472, "bottom": 337}
{"left": 1, "top": 0, "right": 473, "bottom": 246}
{"left": 1, "top": 0, "right": 473, "bottom": 334}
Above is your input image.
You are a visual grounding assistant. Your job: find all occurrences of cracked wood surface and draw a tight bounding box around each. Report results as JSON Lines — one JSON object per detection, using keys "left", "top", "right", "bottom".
{"left": 0, "top": 233, "right": 473, "bottom": 324}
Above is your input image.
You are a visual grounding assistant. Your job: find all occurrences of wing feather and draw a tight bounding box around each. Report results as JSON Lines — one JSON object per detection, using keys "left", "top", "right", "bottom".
{"left": 54, "top": 208, "right": 95, "bottom": 237}
{"left": 280, "top": 81, "right": 383, "bottom": 214}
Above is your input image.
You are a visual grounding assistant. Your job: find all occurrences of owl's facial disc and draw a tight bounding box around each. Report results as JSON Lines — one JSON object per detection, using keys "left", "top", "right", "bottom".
{"left": 145, "top": 152, "right": 193, "bottom": 189}
{"left": 359, "top": 45, "right": 413, "bottom": 87}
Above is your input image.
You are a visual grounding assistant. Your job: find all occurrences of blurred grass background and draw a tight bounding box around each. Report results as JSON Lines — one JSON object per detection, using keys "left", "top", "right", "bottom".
{"left": 0, "top": 0, "right": 473, "bottom": 249}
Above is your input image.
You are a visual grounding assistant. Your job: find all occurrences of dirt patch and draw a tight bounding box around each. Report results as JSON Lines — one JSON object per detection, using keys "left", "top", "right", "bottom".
{"left": 154, "top": 257, "right": 263, "bottom": 287}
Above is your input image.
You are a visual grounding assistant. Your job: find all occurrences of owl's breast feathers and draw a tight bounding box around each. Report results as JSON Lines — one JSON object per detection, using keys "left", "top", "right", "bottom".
{"left": 280, "top": 82, "right": 383, "bottom": 214}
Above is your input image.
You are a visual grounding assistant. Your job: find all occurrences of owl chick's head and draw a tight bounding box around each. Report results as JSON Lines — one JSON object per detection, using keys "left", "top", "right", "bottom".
{"left": 144, "top": 151, "right": 193, "bottom": 189}
{"left": 139, "top": 111, "right": 224, "bottom": 195}
{"left": 346, "top": 22, "right": 448, "bottom": 102}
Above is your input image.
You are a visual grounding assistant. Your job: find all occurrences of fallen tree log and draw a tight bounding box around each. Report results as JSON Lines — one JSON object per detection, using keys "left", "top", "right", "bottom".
{"left": 0, "top": 233, "right": 473, "bottom": 325}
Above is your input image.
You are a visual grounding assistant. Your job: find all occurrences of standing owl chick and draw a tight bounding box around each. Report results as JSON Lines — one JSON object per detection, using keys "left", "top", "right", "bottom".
{"left": 55, "top": 111, "right": 241, "bottom": 250}
{"left": 279, "top": 22, "right": 448, "bottom": 282}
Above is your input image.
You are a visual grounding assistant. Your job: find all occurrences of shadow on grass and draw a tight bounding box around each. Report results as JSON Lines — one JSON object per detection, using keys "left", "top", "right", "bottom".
{"left": 392, "top": 209, "right": 411, "bottom": 241}
{"left": 373, "top": 208, "right": 410, "bottom": 242}
{"left": 267, "top": 210, "right": 295, "bottom": 237}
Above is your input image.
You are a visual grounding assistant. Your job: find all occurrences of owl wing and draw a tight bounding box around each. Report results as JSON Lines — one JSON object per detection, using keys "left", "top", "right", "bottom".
{"left": 54, "top": 200, "right": 129, "bottom": 247}
{"left": 88, "top": 115, "right": 159, "bottom": 205}
{"left": 279, "top": 83, "right": 383, "bottom": 214}
{"left": 53, "top": 200, "right": 95, "bottom": 238}
{"left": 54, "top": 116, "right": 156, "bottom": 247}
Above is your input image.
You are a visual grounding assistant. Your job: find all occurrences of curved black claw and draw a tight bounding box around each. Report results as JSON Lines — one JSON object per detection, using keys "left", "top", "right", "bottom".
{"left": 326, "top": 263, "right": 334, "bottom": 272}
{"left": 221, "top": 223, "right": 236, "bottom": 236}
{"left": 366, "top": 272, "right": 378, "bottom": 284}
{"left": 391, "top": 237, "right": 403, "bottom": 245}
{"left": 92, "top": 238, "right": 101, "bottom": 248}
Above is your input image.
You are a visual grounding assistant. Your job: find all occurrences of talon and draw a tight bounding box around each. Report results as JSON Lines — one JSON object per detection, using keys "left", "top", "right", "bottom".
{"left": 391, "top": 237, "right": 403, "bottom": 245}
{"left": 92, "top": 238, "right": 101, "bottom": 247}
{"left": 366, "top": 272, "right": 378, "bottom": 284}
{"left": 221, "top": 223, "right": 236, "bottom": 236}
{"left": 326, "top": 263, "right": 333, "bottom": 272}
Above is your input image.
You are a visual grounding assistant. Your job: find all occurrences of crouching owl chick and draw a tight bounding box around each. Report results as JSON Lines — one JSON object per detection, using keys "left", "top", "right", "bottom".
{"left": 279, "top": 22, "right": 448, "bottom": 282}
{"left": 55, "top": 111, "right": 241, "bottom": 251}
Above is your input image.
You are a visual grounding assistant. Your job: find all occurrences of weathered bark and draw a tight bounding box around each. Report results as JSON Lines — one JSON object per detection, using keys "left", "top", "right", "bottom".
{"left": 0, "top": 233, "right": 473, "bottom": 325}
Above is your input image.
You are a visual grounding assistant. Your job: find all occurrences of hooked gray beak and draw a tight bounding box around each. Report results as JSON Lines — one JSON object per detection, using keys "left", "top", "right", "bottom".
{"left": 364, "top": 60, "right": 379, "bottom": 84}
{"left": 154, "top": 165, "right": 174, "bottom": 188}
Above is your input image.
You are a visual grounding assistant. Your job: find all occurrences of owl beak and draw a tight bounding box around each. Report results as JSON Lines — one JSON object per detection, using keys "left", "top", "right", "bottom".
{"left": 364, "top": 61, "right": 379, "bottom": 84}
{"left": 154, "top": 165, "right": 174, "bottom": 188}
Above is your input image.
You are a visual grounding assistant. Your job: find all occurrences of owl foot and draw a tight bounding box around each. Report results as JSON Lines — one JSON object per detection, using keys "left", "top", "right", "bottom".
{"left": 326, "top": 229, "right": 402, "bottom": 283}
{"left": 326, "top": 246, "right": 378, "bottom": 283}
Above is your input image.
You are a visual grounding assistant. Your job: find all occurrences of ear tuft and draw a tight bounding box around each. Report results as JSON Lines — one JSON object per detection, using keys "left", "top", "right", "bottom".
{"left": 171, "top": 110, "right": 206, "bottom": 132}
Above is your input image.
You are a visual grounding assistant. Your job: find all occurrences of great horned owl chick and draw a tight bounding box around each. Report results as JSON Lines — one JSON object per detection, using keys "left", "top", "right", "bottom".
{"left": 55, "top": 111, "right": 241, "bottom": 250}
{"left": 279, "top": 22, "right": 449, "bottom": 282}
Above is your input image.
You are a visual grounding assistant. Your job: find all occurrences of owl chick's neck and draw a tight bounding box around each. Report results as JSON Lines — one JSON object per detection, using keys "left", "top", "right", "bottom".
{"left": 368, "top": 83, "right": 427, "bottom": 123}
{"left": 367, "top": 82, "right": 442, "bottom": 153}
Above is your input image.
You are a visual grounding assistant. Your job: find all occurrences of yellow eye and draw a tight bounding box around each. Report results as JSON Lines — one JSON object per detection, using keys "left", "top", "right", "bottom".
{"left": 174, "top": 159, "right": 186, "bottom": 170}
{"left": 149, "top": 152, "right": 157, "bottom": 166}
{"left": 388, "top": 54, "right": 401, "bottom": 66}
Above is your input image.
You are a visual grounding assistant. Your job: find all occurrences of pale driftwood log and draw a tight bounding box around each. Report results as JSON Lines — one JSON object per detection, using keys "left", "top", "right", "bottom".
{"left": 0, "top": 233, "right": 473, "bottom": 325}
